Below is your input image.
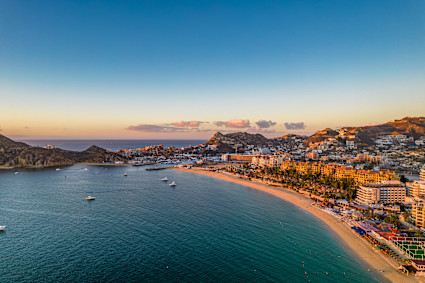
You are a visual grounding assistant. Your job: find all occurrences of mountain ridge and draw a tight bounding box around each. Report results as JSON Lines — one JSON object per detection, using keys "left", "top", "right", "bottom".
{"left": 0, "top": 134, "right": 127, "bottom": 168}
{"left": 204, "top": 117, "right": 425, "bottom": 151}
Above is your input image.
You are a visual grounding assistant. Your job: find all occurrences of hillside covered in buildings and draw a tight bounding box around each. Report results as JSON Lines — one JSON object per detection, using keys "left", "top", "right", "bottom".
{"left": 197, "top": 117, "right": 425, "bottom": 155}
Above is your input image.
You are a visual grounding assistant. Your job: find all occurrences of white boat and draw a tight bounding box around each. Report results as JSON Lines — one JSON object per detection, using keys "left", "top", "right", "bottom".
{"left": 169, "top": 181, "right": 176, "bottom": 187}
{"left": 161, "top": 177, "right": 169, "bottom": 182}
{"left": 123, "top": 173, "right": 128, "bottom": 176}
{"left": 84, "top": 168, "right": 88, "bottom": 171}
{"left": 86, "top": 195, "right": 95, "bottom": 200}
{"left": 56, "top": 168, "right": 61, "bottom": 171}
{"left": 14, "top": 172, "right": 19, "bottom": 175}
{"left": 0, "top": 226, "right": 6, "bottom": 231}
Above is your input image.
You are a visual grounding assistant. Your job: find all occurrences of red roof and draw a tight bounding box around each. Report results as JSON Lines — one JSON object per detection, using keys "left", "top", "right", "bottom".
{"left": 413, "top": 260, "right": 425, "bottom": 267}
{"left": 375, "top": 231, "right": 396, "bottom": 240}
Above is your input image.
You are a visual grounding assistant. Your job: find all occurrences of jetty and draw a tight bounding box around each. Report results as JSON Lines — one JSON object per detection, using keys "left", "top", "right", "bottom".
{"left": 146, "top": 167, "right": 169, "bottom": 171}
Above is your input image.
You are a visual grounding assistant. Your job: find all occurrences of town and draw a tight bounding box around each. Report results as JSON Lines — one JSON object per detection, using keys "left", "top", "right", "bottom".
{"left": 115, "top": 117, "right": 425, "bottom": 276}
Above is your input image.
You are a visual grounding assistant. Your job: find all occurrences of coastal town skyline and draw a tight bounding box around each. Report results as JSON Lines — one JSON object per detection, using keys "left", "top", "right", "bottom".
{"left": 2, "top": 1, "right": 425, "bottom": 281}
{"left": 1, "top": 0, "right": 424, "bottom": 139}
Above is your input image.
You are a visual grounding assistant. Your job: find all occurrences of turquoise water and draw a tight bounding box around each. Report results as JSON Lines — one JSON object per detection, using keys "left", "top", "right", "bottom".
{"left": 0, "top": 165, "right": 378, "bottom": 282}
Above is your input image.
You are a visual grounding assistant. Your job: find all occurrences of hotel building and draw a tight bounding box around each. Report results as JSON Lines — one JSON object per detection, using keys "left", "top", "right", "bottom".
{"left": 407, "top": 181, "right": 425, "bottom": 198}
{"left": 355, "top": 181, "right": 406, "bottom": 205}
{"left": 413, "top": 199, "right": 425, "bottom": 228}
{"left": 278, "top": 161, "right": 398, "bottom": 184}
{"left": 421, "top": 167, "right": 425, "bottom": 182}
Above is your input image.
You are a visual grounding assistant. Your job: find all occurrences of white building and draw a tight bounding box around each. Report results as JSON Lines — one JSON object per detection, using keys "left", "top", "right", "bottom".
{"left": 375, "top": 136, "right": 393, "bottom": 147}
{"left": 355, "top": 181, "right": 406, "bottom": 205}
{"left": 222, "top": 154, "right": 231, "bottom": 162}
{"left": 346, "top": 140, "right": 355, "bottom": 149}
{"left": 407, "top": 181, "right": 425, "bottom": 198}
{"left": 268, "top": 156, "right": 284, "bottom": 167}
{"left": 43, "top": 144, "right": 56, "bottom": 149}
{"left": 415, "top": 138, "right": 425, "bottom": 146}
{"left": 258, "top": 147, "right": 271, "bottom": 155}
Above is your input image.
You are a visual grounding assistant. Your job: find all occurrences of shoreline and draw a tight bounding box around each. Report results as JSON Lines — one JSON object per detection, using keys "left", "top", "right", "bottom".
{"left": 172, "top": 167, "right": 419, "bottom": 283}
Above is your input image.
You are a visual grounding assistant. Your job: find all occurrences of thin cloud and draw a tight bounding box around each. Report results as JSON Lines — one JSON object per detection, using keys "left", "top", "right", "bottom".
{"left": 126, "top": 124, "right": 186, "bottom": 132}
{"left": 171, "top": 121, "right": 204, "bottom": 128}
{"left": 126, "top": 123, "right": 211, "bottom": 133}
{"left": 255, "top": 120, "right": 276, "bottom": 129}
{"left": 284, "top": 122, "right": 306, "bottom": 130}
{"left": 214, "top": 119, "right": 250, "bottom": 128}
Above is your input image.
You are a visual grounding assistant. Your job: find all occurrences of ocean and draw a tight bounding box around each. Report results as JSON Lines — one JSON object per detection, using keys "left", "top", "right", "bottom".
{"left": 0, "top": 164, "right": 378, "bottom": 282}
{"left": 20, "top": 139, "right": 207, "bottom": 152}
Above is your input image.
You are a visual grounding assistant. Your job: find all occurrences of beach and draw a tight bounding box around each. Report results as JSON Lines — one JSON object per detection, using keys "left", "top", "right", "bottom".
{"left": 172, "top": 167, "right": 420, "bottom": 283}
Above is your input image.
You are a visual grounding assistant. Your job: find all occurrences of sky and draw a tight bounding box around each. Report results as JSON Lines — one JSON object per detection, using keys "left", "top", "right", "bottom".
{"left": 0, "top": 0, "right": 424, "bottom": 139}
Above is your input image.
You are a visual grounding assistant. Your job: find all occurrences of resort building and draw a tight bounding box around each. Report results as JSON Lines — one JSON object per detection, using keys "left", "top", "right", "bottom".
{"left": 413, "top": 200, "right": 425, "bottom": 228}
{"left": 355, "top": 181, "right": 406, "bottom": 205}
{"left": 278, "top": 161, "right": 399, "bottom": 184}
{"left": 222, "top": 154, "right": 254, "bottom": 163}
{"left": 407, "top": 181, "right": 425, "bottom": 198}
{"left": 252, "top": 155, "right": 286, "bottom": 168}
{"left": 421, "top": 167, "right": 425, "bottom": 182}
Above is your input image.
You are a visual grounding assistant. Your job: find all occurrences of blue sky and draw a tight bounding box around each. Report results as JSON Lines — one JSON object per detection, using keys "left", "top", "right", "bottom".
{"left": 1, "top": 0, "right": 424, "bottom": 139}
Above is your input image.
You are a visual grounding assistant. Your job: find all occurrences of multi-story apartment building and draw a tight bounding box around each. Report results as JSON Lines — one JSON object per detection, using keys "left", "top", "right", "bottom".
{"left": 421, "top": 166, "right": 425, "bottom": 182}
{"left": 222, "top": 154, "right": 255, "bottom": 162}
{"left": 413, "top": 200, "right": 425, "bottom": 228}
{"left": 355, "top": 181, "right": 406, "bottom": 205}
{"left": 407, "top": 180, "right": 425, "bottom": 198}
{"left": 277, "top": 161, "right": 398, "bottom": 184}
{"left": 268, "top": 156, "right": 284, "bottom": 168}
{"left": 252, "top": 155, "right": 285, "bottom": 168}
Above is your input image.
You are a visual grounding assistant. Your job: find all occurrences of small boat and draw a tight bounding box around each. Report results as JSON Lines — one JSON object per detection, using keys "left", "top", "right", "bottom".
{"left": 0, "top": 226, "right": 6, "bottom": 231}
{"left": 56, "top": 168, "right": 61, "bottom": 171}
{"left": 14, "top": 172, "right": 19, "bottom": 175}
{"left": 169, "top": 181, "right": 176, "bottom": 187}
{"left": 86, "top": 196, "right": 95, "bottom": 200}
{"left": 84, "top": 168, "right": 88, "bottom": 171}
{"left": 123, "top": 173, "right": 128, "bottom": 176}
{"left": 161, "top": 177, "right": 169, "bottom": 182}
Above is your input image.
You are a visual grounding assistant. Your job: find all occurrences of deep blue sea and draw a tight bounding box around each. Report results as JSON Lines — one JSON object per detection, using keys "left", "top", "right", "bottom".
{"left": 20, "top": 139, "right": 206, "bottom": 152}
{"left": 0, "top": 165, "right": 378, "bottom": 282}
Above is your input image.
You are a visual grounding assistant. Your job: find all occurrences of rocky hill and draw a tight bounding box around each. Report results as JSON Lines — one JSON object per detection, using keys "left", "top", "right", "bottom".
{"left": 356, "top": 117, "right": 425, "bottom": 143}
{"left": 303, "top": 128, "right": 339, "bottom": 146}
{"left": 0, "top": 134, "right": 127, "bottom": 168}
{"left": 303, "top": 117, "right": 425, "bottom": 146}
{"left": 200, "top": 116, "right": 425, "bottom": 152}
{"left": 204, "top": 132, "right": 279, "bottom": 152}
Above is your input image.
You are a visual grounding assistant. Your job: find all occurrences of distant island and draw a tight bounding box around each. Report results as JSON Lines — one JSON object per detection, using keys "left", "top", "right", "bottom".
{"left": 0, "top": 134, "right": 127, "bottom": 169}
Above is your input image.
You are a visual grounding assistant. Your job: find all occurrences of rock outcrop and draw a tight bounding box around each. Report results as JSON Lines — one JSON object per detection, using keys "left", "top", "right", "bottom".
{"left": 0, "top": 134, "right": 127, "bottom": 168}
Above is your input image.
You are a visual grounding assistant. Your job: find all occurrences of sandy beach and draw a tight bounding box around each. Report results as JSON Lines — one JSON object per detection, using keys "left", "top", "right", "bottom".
{"left": 173, "top": 167, "right": 421, "bottom": 283}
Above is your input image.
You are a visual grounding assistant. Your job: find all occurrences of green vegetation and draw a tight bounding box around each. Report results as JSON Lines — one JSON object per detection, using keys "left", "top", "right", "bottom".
{"left": 415, "top": 230, "right": 424, "bottom": 239}
{"left": 400, "top": 175, "right": 408, "bottom": 184}
{"left": 384, "top": 215, "right": 401, "bottom": 228}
